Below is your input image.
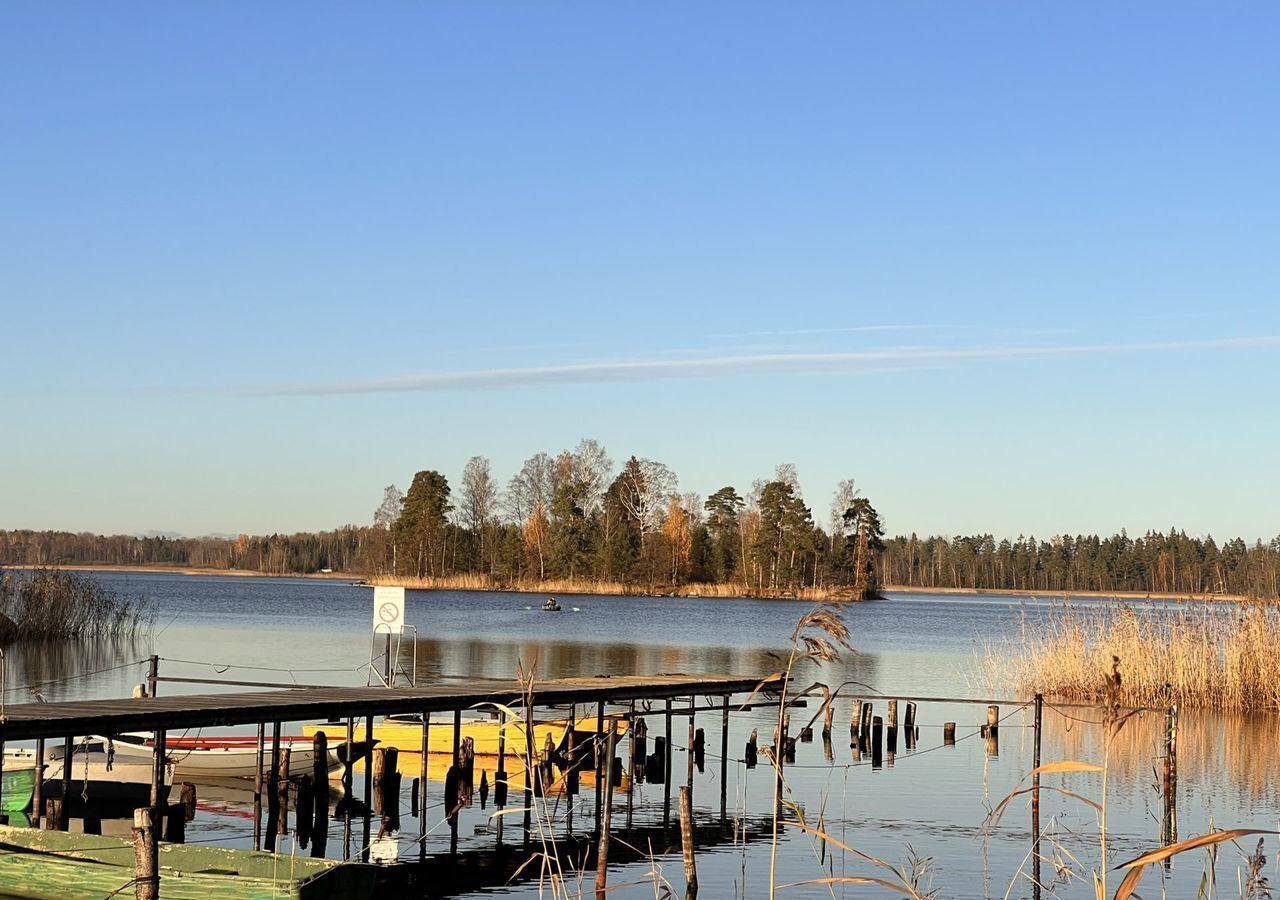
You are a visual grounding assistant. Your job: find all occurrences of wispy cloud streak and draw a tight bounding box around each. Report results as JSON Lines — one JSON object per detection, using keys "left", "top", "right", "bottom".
{"left": 238, "top": 336, "right": 1279, "bottom": 397}
{"left": 709, "top": 324, "right": 942, "bottom": 338}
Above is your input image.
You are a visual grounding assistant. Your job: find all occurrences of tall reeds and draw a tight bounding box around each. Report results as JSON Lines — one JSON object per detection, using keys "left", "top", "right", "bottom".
{"left": 368, "top": 572, "right": 854, "bottom": 601}
{"left": 0, "top": 567, "right": 153, "bottom": 641}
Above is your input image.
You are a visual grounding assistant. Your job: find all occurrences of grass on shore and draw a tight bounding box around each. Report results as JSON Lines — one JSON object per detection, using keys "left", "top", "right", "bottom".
{"left": 986, "top": 603, "right": 1280, "bottom": 711}
{"left": 366, "top": 572, "right": 854, "bottom": 601}
{"left": 0, "top": 567, "right": 153, "bottom": 641}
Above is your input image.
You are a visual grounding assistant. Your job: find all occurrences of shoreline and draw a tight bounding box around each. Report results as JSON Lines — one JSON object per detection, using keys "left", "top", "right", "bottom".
{"left": 5, "top": 564, "right": 1257, "bottom": 603}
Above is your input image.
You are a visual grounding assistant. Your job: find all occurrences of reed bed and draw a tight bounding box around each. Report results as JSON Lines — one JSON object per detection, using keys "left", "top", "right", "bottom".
{"left": 0, "top": 567, "right": 153, "bottom": 641}
{"left": 986, "top": 603, "right": 1280, "bottom": 711}
{"left": 368, "top": 573, "right": 849, "bottom": 601}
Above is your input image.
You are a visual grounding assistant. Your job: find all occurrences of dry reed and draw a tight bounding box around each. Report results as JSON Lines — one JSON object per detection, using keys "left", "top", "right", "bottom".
{"left": 986, "top": 603, "right": 1280, "bottom": 711}
{"left": 0, "top": 567, "right": 153, "bottom": 641}
{"left": 368, "top": 573, "right": 852, "bottom": 601}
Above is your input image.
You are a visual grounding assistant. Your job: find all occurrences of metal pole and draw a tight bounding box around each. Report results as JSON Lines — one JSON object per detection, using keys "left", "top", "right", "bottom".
{"left": 32, "top": 738, "right": 44, "bottom": 828}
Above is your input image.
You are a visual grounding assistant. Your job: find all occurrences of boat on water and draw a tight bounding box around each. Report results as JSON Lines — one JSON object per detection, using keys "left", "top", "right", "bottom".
{"left": 542, "top": 597, "right": 562, "bottom": 612}
{"left": 302, "top": 711, "right": 628, "bottom": 757}
{"left": 107, "top": 734, "right": 374, "bottom": 780}
{"left": 2, "top": 744, "right": 170, "bottom": 815}
{"left": 0, "top": 825, "right": 378, "bottom": 900}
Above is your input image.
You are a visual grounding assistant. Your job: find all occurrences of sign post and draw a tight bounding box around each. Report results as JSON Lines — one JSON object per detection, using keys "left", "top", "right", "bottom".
{"left": 372, "top": 587, "right": 406, "bottom": 686}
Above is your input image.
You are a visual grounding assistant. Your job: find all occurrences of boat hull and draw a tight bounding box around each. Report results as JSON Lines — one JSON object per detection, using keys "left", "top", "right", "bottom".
{"left": 0, "top": 825, "right": 377, "bottom": 900}
{"left": 304, "top": 713, "right": 628, "bottom": 756}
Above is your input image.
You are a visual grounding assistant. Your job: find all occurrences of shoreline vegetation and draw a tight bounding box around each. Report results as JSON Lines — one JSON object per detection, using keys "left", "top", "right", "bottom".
{"left": 22, "top": 563, "right": 1256, "bottom": 603}
{"left": 986, "top": 602, "right": 1280, "bottom": 711}
{"left": 0, "top": 567, "right": 153, "bottom": 642}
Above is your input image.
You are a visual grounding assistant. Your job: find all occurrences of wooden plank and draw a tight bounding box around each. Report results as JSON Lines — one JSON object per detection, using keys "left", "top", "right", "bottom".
{"left": 0, "top": 674, "right": 780, "bottom": 742}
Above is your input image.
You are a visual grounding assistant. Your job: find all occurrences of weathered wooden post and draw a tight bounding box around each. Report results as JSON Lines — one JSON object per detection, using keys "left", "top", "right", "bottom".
{"left": 265, "top": 722, "right": 282, "bottom": 851}
{"left": 686, "top": 714, "right": 696, "bottom": 809}
{"left": 594, "top": 722, "right": 619, "bottom": 898}
{"left": 179, "top": 782, "right": 197, "bottom": 821}
{"left": 693, "top": 727, "right": 705, "bottom": 773}
{"left": 719, "top": 696, "right": 730, "bottom": 824}
{"left": 851, "top": 700, "right": 864, "bottom": 746}
{"left": 361, "top": 716, "right": 374, "bottom": 860}
{"left": 859, "top": 702, "right": 873, "bottom": 752}
{"left": 163, "top": 800, "right": 186, "bottom": 842}
{"left": 594, "top": 701, "right": 606, "bottom": 835}
{"left": 632, "top": 715, "right": 648, "bottom": 781}
{"left": 146, "top": 654, "right": 159, "bottom": 699}
{"left": 943, "top": 722, "right": 956, "bottom": 745}
{"left": 870, "top": 716, "right": 883, "bottom": 769}
{"left": 984, "top": 706, "right": 1000, "bottom": 757}
{"left": 822, "top": 691, "right": 835, "bottom": 741}
{"left": 886, "top": 700, "right": 899, "bottom": 756}
{"left": 419, "top": 712, "right": 430, "bottom": 859}
{"left": 276, "top": 747, "right": 292, "bottom": 837}
{"left": 60, "top": 736, "right": 73, "bottom": 831}
{"left": 311, "top": 731, "right": 329, "bottom": 858}
{"left": 744, "top": 729, "right": 758, "bottom": 768}
{"left": 663, "top": 698, "right": 673, "bottom": 832}
{"left": 295, "top": 775, "right": 313, "bottom": 848}
{"left": 132, "top": 807, "right": 158, "bottom": 900}
{"left": 679, "top": 785, "right": 698, "bottom": 899}
{"left": 31, "top": 738, "right": 43, "bottom": 829}
{"left": 904, "top": 702, "right": 918, "bottom": 750}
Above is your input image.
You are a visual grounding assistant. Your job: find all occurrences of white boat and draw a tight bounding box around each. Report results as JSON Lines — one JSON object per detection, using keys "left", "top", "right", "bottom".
{"left": 3, "top": 744, "right": 169, "bottom": 810}
{"left": 108, "top": 734, "right": 369, "bottom": 780}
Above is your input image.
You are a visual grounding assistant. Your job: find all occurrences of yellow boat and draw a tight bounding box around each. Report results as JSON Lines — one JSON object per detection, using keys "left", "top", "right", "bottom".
{"left": 394, "top": 750, "right": 630, "bottom": 795}
{"left": 302, "top": 712, "right": 629, "bottom": 758}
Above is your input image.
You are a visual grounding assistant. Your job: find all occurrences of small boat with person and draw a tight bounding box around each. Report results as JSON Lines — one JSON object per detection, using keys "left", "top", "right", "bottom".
{"left": 543, "top": 597, "right": 562, "bottom": 612}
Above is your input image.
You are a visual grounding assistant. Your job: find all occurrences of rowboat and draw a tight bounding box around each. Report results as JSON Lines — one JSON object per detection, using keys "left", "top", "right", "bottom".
{"left": 0, "top": 767, "right": 37, "bottom": 814}
{"left": 3, "top": 745, "right": 169, "bottom": 813}
{"left": 107, "top": 734, "right": 373, "bottom": 780}
{"left": 302, "top": 712, "right": 628, "bottom": 757}
{"left": 0, "top": 825, "right": 377, "bottom": 899}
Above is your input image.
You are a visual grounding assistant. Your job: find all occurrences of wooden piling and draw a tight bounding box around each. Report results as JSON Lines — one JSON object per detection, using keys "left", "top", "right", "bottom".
{"left": 362, "top": 716, "right": 374, "bottom": 859}
{"left": 594, "top": 722, "right": 619, "bottom": 898}
{"left": 693, "top": 726, "right": 705, "bottom": 772}
{"left": 822, "top": 693, "right": 835, "bottom": 741}
{"left": 984, "top": 705, "right": 1000, "bottom": 757}
{"left": 859, "top": 702, "right": 873, "bottom": 751}
{"left": 342, "top": 717, "right": 354, "bottom": 860}
{"left": 418, "top": 711, "right": 429, "bottom": 859}
{"left": 943, "top": 722, "right": 956, "bottom": 745}
{"left": 179, "top": 782, "right": 196, "bottom": 822}
{"left": 594, "top": 701, "right": 606, "bottom": 836}
{"left": 60, "top": 736, "right": 72, "bottom": 831}
{"left": 265, "top": 722, "right": 281, "bottom": 851}
{"left": 276, "top": 747, "right": 292, "bottom": 837}
{"left": 870, "top": 716, "right": 883, "bottom": 769}
{"left": 296, "top": 775, "right": 314, "bottom": 848}
{"left": 132, "top": 807, "right": 158, "bottom": 900}
{"left": 719, "top": 696, "right": 730, "bottom": 824}
{"left": 904, "top": 702, "right": 917, "bottom": 749}
{"left": 43, "top": 799, "right": 61, "bottom": 831}
{"left": 632, "top": 715, "right": 648, "bottom": 781}
{"left": 31, "top": 739, "right": 43, "bottom": 829}
{"left": 146, "top": 655, "right": 159, "bottom": 700}
{"left": 163, "top": 802, "right": 186, "bottom": 844}
{"left": 311, "top": 731, "right": 328, "bottom": 858}
{"left": 686, "top": 714, "right": 695, "bottom": 809}
{"left": 886, "top": 700, "right": 899, "bottom": 755}
{"left": 663, "top": 698, "right": 673, "bottom": 832}
{"left": 745, "top": 729, "right": 758, "bottom": 768}
{"left": 679, "top": 785, "right": 698, "bottom": 899}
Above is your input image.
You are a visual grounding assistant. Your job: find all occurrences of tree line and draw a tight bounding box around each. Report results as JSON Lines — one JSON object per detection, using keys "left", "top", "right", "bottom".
{"left": 2, "top": 438, "right": 1277, "bottom": 598}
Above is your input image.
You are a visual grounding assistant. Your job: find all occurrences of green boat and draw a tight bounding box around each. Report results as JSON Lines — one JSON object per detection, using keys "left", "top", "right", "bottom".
{"left": 1, "top": 767, "right": 36, "bottom": 814}
{"left": 0, "top": 826, "right": 379, "bottom": 899}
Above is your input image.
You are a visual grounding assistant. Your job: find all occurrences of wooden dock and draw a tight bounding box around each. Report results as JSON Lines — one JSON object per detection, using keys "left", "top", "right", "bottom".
{"left": 0, "top": 673, "right": 779, "bottom": 741}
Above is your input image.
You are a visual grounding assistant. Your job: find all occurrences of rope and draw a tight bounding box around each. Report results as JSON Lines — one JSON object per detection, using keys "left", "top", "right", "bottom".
{"left": 2, "top": 658, "right": 149, "bottom": 700}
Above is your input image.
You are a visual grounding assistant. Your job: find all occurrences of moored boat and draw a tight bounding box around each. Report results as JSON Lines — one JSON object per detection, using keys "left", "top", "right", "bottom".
{"left": 107, "top": 734, "right": 373, "bottom": 780}
{"left": 302, "top": 712, "right": 628, "bottom": 756}
{"left": 0, "top": 825, "right": 378, "bottom": 899}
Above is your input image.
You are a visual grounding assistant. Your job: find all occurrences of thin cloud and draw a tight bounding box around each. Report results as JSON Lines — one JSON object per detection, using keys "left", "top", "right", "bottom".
{"left": 238, "top": 335, "right": 1279, "bottom": 397}
{"left": 710, "top": 324, "right": 942, "bottom": 339}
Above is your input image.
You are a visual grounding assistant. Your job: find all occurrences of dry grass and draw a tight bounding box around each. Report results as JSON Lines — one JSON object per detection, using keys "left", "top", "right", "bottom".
{"left": 368, "top": 574, "right": 857, "bottom": 601}
{"left": 986, "top": 603, "right": 1280, "bottom": 710}
{"left": 0, "top": 567, "right": 153, "bottom": 641}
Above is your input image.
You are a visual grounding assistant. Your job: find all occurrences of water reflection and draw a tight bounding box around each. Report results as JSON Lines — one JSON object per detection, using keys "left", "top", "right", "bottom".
{"left": 0, "top": 637, "right": 147, "bottom": 705}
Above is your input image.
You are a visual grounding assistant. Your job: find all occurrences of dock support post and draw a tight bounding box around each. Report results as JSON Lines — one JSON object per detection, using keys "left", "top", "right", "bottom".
{"left": 419, "top": 712, "right": 429, "bottom": 861}
{"left": 132, "top": 807, "right": 158, "bottom": 900}
{"left": 265, "top": 722, "right": 281, "bottom": 851}
{"left": 984, "top": 705, "right": 1000, "bottom": 757}
{"left": 594, "top": 700, "right": 605, "bottom": 836}
{"left": 686, "top": 705, "right": 695, "bottom": 811}
{"left": 311, "top": 731, "right": 329, "bottom": 858}
{"left": 943, "top": 722, "right": 956, "bottom": 745}
{"left": 886, "top": 699, "right": 898, "bottom": 759}
{"left": 450, "top": 709, "right": 461, "bottom": 857}
{"left": 719, "top": 695, "right": 729, "bottom": 824}
{"left": 594, "top": 721, "right": 618, "bottom": 899}
{"left": 361, "top": 716, "right": 373, "bottom": 861}
{"left": 870, "top": 717, "right": 883, "bottom": 770}
{"left": 663, "top": 698, "right": 673, "bottom": 832}
{"left": 494, "top": 710, "right": 506, "bottom": 846}
{"left": 1032, "top": 693, "right": 1043, "bottom": 900}
{"left": 343, "top": 718, "right": 353, "bottom": 859}
{"left": 58, "top": 736, "right": 73, "bottom": 830}
{"left": 679, "top": 785, "right": 698, "bottom": 899}
{"left": 146, "top": 655, "right": 159, "bottom": 699}
{"left": 626, "top": 701, "right": 637, "bottom": 831}
{"left": 32, "top": 738, "right": 43, "bottom": 829}
{"left": 252, "top": 723, "right": 265, "bottom": 850}
{"left": 565, "top": 705, "right": 576, "bottom": 836}
{"left": 276, "top": 747, "right": 292, "bottom": 839}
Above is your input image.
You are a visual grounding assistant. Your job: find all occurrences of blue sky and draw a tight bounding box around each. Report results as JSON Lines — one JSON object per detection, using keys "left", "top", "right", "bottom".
{"left": 3, "top": 4, "right": 1277, "bottom": 541}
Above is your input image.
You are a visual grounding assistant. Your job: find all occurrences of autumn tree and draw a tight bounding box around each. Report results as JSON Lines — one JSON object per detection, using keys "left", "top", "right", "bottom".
{"left": 393, "top": 471, "right": 451, "bottom": 577}
{"left": 523, "top": 501, "right": 550, "bottom": 580}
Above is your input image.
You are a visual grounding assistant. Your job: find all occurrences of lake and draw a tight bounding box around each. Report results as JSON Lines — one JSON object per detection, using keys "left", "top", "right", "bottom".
{"left": 2, "top": 571, "right": 1275, "bottom": 898}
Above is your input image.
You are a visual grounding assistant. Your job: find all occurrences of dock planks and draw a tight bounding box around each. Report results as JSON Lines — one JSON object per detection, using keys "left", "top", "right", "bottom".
{"left": 0, "top": 673, "right": 779, "bottom": 741}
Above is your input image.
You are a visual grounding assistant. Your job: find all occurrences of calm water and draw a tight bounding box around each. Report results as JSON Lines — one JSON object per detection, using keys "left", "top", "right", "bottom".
{"left": 3, "top": 571, "right": 1277, "bottom": 898}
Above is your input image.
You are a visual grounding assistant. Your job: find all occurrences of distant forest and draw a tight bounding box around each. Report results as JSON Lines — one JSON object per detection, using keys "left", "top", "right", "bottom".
{"left": 3, "top": 440, "right": 1278, "bottom": 599}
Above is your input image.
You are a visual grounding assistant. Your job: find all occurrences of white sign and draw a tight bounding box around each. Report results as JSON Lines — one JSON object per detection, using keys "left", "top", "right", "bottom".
{"left": 372, "top": 586, "right": 406, "bottom": 633}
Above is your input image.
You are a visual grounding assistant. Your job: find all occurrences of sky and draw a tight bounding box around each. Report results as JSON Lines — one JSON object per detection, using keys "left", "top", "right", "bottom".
{"left": 2, "top": 4, "right": 1278, "bottom": 542}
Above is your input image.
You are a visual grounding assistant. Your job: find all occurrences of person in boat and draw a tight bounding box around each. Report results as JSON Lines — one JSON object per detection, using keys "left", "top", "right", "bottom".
{"left": 543, "top": 597, "right": 561, "bottom": 611}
